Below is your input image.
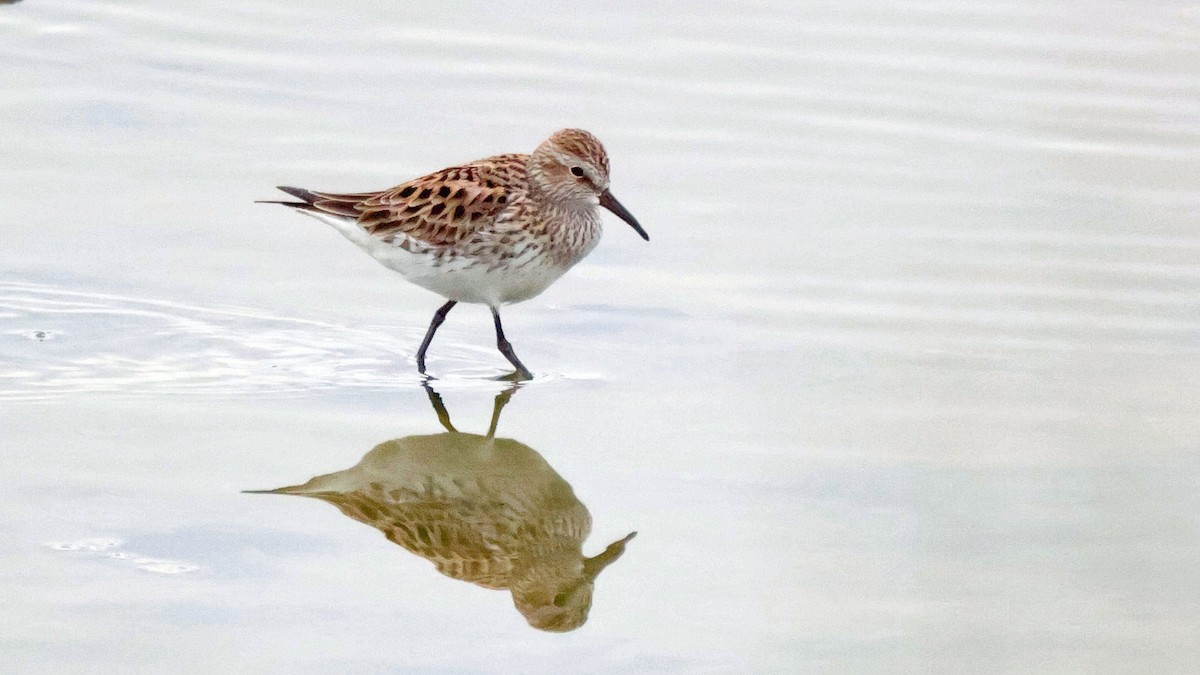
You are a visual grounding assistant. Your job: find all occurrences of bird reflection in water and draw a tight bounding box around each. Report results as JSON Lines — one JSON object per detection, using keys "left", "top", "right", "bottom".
{"left": 250, "top": 385, "right": 636, "bottom": 632}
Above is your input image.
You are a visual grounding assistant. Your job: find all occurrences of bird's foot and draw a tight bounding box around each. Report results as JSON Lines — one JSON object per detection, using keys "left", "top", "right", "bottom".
{"left": 495, "top": 368, "right": 533, "bottom": 382}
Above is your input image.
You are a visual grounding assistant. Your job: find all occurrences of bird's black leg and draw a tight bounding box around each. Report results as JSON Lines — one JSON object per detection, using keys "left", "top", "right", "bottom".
{"left": 491, "top": 307, "right": 533, "bottom": 380}
{"left": 417, "top": 300, "right": 457, "bottom": 375}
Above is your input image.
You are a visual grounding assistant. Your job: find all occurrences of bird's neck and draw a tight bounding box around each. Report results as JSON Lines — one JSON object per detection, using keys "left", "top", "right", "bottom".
{"left": 530, "top": 196, "right": 601, "bottom": 267}
{"left": 524, "top": 165, "right": 602, "bottom": 266}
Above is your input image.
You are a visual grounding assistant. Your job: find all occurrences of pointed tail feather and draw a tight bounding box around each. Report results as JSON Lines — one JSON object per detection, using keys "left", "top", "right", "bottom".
{"left": 243, "top": 485, "right": 324, "bottom": 496}
{"left": 257, "top": 185, "right": 366, "bottom": 218}
{"left": 254, "top": 200, "right": 312, "bottom": 208}
{"left": 255, "top": 186, "right": 323, "bottom": 211}
{"left": 276, "top": 185, "right": 322, "bottom": 203}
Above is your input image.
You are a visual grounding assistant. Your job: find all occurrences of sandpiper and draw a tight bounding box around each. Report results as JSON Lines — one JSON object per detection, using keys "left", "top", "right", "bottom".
{"left": 261, "top": 128, "right": 648, "bottom": 380}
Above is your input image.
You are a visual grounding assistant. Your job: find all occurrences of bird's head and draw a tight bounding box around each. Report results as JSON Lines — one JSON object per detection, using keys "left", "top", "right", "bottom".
{"left": 529, "top": 129, "right": 648, "bottom": 240}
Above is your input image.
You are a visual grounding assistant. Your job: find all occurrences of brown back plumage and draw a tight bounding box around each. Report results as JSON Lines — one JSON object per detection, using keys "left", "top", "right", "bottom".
{"left": 275, "top": 153, "right": 529, "bottom": 248}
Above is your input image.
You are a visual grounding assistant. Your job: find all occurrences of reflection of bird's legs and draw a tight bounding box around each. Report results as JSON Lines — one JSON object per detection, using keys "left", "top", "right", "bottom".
{"left": 422, "top": 382, "right": 458, "bottom": 433}
{"left": 486, "top": 384, "right": 520, "bottom": 438}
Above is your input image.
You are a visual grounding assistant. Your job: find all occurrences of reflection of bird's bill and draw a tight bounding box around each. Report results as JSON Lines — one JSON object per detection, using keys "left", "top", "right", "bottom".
{"left": 599, "top": 190, "right": 649, "bottom": 241}
{"left": 583, "top": 531, "right": 637, "bottom": 579}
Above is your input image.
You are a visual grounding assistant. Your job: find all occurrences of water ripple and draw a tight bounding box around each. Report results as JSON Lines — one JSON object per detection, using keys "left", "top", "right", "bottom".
{"left": 0, "top": 283, "right": 545, "bottom": 402}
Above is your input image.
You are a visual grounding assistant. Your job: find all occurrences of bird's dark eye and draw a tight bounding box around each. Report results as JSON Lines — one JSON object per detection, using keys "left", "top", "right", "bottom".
{"left": 570, "top": 166, "right": 585, "bottom": 177}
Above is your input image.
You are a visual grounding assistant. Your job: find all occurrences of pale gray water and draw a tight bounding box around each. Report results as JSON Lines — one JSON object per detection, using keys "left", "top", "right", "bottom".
{"left": 2, "top": 1, "right": 1199, "bottom": 672}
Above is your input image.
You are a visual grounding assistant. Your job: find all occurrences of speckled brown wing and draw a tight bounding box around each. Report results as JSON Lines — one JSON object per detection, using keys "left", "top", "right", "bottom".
{"left": 316, "top": 490, "right": 518, "bottom": 589}
{"left": 305, "top": 153, "right": 529, "bottom": 248}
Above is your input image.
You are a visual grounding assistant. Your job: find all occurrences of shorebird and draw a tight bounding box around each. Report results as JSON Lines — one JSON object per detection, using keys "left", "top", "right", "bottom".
{"left": 261, "top": 128, "right": 648, "bottom": 379}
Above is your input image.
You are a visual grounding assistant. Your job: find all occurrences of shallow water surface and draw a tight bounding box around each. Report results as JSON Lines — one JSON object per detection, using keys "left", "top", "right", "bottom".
{"left": 2, "top": 0, "right": 1199, "bottom": 672}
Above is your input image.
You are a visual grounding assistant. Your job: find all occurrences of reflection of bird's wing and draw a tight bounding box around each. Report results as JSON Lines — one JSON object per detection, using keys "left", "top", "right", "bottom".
{"left": 276, "top": 488, "right": 516, "bottom": 587}
{"left": 379, "top": 499, "right": 518, "bottom": 589}
{"left": 275, "top": 153, "right": 528, "bottom": 248}
{"left": 261, "top": 433, "right": 593, "bottom": 588}
{"left": 301, "top": 477, "right": 593, "bottom": 589}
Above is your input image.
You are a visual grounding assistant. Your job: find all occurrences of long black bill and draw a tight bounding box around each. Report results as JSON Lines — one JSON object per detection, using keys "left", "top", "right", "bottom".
{"left": 599, "top": 190, "right": 649, "bottom": 241}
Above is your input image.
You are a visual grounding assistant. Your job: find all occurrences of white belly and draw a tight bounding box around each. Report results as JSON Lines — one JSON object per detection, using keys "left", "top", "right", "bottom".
{"left": 305, "top": 211, "right": 582, "bottom": 306}
{"left": 397, "top": 250, "right": 570, "bottom": 305}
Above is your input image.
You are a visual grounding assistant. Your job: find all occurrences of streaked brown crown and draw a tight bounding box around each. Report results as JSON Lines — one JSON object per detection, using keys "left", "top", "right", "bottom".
{"left": 529, "top": 128, "right": 612, "bottom": 204}
{"left": 542, "top": 128, "right": 610, "bottom": 175}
